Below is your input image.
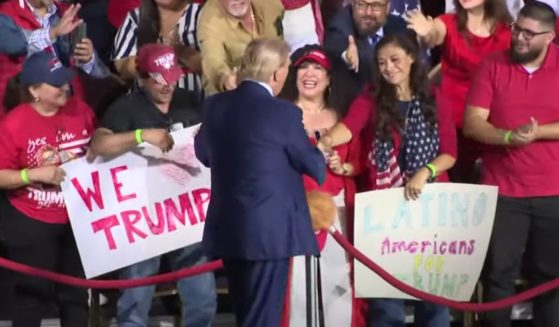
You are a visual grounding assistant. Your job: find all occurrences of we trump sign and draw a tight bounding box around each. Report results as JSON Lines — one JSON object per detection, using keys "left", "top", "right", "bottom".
{"left": 61, "top": 126, "right": 209, "bottom": 278}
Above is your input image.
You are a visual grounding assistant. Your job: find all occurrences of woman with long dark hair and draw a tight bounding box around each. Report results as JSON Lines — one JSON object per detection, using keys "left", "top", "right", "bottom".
{"left": 355, "top": 34, "right": 457, "bottom": 326}
{"left": 112, "top": 0, "right": 203, "bottom": 92}
{"left": 279, "top": 44, "right": 364, "bottom": 327}
{"left": 0, "top": 51, "right": 97, "bottom": 327}
{"left": 405, "top": 0, "right": 512, "bottom": 182}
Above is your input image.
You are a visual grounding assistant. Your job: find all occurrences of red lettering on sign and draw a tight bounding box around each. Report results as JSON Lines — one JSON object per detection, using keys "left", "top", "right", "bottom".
{"left": 110, "top": 166, "right": 137, "bottom": 203}
{"left": 165, "top": 193, "right": 197, "bottom": 232}
{"left": 122, "top": 210, "right": 148, "bottom": 243}
{"left": 142, "top": 203, "right": 165, "bottom": 235}
{"left": 71, "top": 171, "right": 105, "bottom": 212}
{"left": 91, "top": 214, "right": 120, "bottom": 250}
{"left": 192, "top": 188, "right": 211, "bottom": 222}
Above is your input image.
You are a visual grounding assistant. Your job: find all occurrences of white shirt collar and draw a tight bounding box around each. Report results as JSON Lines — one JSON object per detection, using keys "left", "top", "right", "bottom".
{"left": 377, "top": 27, "right": 384, "bottom": 38}
{"left": 244, "top": 79, "right": 273, "bottom": 96}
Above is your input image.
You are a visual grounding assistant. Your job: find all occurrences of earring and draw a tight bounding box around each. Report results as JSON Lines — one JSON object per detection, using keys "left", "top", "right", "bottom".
{"left": 32, "top": 97, "right": 40, "bottom": 102}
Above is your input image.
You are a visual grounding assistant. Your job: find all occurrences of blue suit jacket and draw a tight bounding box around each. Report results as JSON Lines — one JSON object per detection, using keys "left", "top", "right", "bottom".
{"left": 195, "top": 81, "right": 326, "bottom": 260}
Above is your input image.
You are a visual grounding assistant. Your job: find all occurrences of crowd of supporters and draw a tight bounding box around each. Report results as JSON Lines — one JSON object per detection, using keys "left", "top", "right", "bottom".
{"left": 0, "top": 0, "right": 558, "bottom": 326}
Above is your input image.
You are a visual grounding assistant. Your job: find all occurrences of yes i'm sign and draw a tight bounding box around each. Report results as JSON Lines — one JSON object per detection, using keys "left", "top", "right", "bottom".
{"left": 354, "top": 183, "right": 498, "bottom": 301}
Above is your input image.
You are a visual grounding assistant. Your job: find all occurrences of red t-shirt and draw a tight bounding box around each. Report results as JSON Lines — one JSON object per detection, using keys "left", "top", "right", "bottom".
{"left": 437, "top": 14, "right": 511, "bottom": 128}
{"left": 107, "top": 0, "right": 140, "bottom": 28}
{"left": 343, "top": 89, "right": 457, "bottom": 191}
{"left": 467, "top": 45, "right": 559, "bottom": 198}
{"left": 0, "top": 99, "right": 97, "bottom": 223}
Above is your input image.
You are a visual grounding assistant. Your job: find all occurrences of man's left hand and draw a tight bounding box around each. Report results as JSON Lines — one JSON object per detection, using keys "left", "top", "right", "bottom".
{"left": 74, "top": 38, "right": 93, "bottom": 63}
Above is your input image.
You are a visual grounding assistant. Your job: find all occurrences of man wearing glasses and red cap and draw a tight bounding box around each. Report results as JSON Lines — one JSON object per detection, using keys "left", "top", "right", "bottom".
{"left": 89, "top": 43, "right": 217, "bottom": 327}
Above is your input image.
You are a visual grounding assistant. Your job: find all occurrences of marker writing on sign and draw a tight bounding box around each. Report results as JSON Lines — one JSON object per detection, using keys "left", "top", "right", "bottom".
{"left": 70, "top": 165, "right": 211, "bottom": 250}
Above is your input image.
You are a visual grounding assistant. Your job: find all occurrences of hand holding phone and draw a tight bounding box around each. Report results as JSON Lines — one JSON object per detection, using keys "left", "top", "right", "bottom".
{"left": 72, "top": 23, "right": 87, "bottom": 51}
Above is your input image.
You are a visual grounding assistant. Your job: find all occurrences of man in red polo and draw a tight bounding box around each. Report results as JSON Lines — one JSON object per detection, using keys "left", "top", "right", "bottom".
{"left": 463, "top": 2, "right": 559, "bottom": 326}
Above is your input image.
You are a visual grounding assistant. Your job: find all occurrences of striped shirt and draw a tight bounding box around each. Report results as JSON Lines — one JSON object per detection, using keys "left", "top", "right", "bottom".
{"left": 112, "top": 3, "right": 202, "bottom": 92}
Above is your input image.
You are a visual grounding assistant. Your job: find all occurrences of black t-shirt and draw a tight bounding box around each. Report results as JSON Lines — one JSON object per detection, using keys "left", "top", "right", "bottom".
{"left": 101, "top": 88, "right": 201, "bottom": 132}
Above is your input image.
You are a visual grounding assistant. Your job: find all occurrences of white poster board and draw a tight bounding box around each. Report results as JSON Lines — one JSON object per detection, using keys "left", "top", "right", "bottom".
{"left": 61, "top": 126, "right": 209, "bottom": 278}
{"left": 354, "top": 183, "right": 498, "bottom": 301}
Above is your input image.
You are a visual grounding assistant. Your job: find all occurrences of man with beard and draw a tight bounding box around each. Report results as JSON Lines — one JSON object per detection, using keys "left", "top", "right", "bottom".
{"left": 197, "top": 0, "right": 284, "bottom": 95}
{"left": 323, "top": 0, "right": 410, "bottom": 86}
{"left": 463, "top": 2, "right": 559, "bottom": 326}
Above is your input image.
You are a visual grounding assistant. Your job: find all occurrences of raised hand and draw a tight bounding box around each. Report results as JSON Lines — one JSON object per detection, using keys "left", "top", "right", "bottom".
{"left": 49, "top": 4, "right": 83, "bottom": 40}
{"left": 404, "top": 10, "right": 434, "bottom": 37}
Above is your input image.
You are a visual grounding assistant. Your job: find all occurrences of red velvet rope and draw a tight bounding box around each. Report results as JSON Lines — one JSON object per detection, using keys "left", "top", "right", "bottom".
{"left": 0, "top": 230, "right": 558, "bottom": 313}
{"left": 330, "top": 230, "right": 559, "bottom": 312}
{"left": 0, "top": 256, "right": 223, "bottom": 289}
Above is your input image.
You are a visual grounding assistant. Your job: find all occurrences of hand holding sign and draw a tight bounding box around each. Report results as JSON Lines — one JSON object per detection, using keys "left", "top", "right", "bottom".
{"left": 29, "top": 165, "right": 66, "bottom": 185}
{"left": 142, "top": 129, "right": 174, "bottom": 152}
{"left": 404, "top": 167, "right": 430, "bottom": 201}
{"left": 61, "top": 126, "right": 210, "bottom": 278}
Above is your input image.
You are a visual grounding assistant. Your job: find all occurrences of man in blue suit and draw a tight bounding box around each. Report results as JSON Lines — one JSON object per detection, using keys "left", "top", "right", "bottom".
{"left": 194, "top": 38, "right": 326, "bottom": 327}
{"left": 324, "top": 0, "right": 417, "bottom": 88}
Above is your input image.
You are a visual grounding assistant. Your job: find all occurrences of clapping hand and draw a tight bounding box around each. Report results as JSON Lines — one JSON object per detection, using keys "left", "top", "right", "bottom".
{"left": 510, "top": 117, "right": 538, "bottom": 145}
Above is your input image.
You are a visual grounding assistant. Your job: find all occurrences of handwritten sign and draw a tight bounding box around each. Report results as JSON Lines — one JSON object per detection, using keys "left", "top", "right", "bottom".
{"left": 354, "top": 183, "right": 498, "bottom": 301}
{"left": 61, "top": 126, "right": 209, "bottom": 278}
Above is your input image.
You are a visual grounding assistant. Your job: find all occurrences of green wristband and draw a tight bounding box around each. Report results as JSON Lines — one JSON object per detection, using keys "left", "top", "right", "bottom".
{"left": 425, "top": 164, "right": 437, "bottom": 179}
{"left": 135, "top": 129, "right": 143, "bottom": 144}
{"left": 20, "top": 168, "right": 30, "bottom": 185}
{"left": 503, "top": 130, "right": 513, "bottom": 145}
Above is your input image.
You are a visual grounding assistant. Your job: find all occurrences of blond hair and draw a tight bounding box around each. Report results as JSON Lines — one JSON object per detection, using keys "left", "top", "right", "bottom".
{"left": 238, "top": 38, "right": 291, "bottom": 82}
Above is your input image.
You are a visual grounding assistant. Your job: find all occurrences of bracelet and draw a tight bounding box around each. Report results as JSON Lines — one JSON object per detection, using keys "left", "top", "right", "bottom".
{"left": 425, "top": 164, "right": 437, "bottom": 179}
{"left": 134, "top": 129, "right": 143, "bottom": 144}
{"left": 503, "top": 130, "right": 513, "bottom": 145}
{"left": 20, "top": 168, "right": 30, "bottom": 185}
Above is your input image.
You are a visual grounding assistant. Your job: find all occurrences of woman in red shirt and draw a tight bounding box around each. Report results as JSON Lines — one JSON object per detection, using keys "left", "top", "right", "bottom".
{"left": 0, "top": 52, "right": 97, "bottom": 327}
{"left": 279, "top": 45, "right": 364, "bottom": 327}
{"left": 343, "top": 34, "right": 457, "bottom": 326}
{"left": 405, "top": 0, "right": 512, "bottom": 182}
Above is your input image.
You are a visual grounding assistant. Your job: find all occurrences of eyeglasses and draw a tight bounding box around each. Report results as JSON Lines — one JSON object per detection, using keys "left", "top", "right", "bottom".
{"left": 353, "top": 0, "right": 387, "bottom": 12}
{"left": 510, "top": 23, "right": 551, "bottom": 41}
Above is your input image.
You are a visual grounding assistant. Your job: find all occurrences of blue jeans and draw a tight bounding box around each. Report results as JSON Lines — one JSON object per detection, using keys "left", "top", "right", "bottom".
{"left": 117, "top": 243, "right": 217, "bottom": 327}
{"left": 368, "top": 299, "right": 450, "bottom": 327}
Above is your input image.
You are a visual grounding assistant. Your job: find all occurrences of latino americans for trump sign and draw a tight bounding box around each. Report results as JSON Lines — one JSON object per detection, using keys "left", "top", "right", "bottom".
{"left": 61, "top": 126, "right": 208, "bottom": 278}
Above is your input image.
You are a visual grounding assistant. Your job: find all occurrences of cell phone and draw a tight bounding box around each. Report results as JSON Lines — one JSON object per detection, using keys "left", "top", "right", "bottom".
{"left": 72, "top": 23, "right": 87, "bottom": 51}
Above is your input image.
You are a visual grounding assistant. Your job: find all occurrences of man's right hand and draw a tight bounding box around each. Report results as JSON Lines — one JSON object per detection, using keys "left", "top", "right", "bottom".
{"left": 142, "top": 129, "right": 175, "bottom": 153}
{"left": 28, "top": 166, "right": 66, "bottom": 185}
{"left": 49, "top": 4, "right": 83, "bottom": 40}
{"left": 344, "top": 35, "right": 359, "bottom": 73}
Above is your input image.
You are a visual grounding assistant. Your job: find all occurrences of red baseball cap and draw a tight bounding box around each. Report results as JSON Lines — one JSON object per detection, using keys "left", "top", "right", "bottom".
{"left": 137, "top": 43, "right": 184, "bottom": 86}
{"left": 294, "top": 49, "right": 331, "bottom": 70}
